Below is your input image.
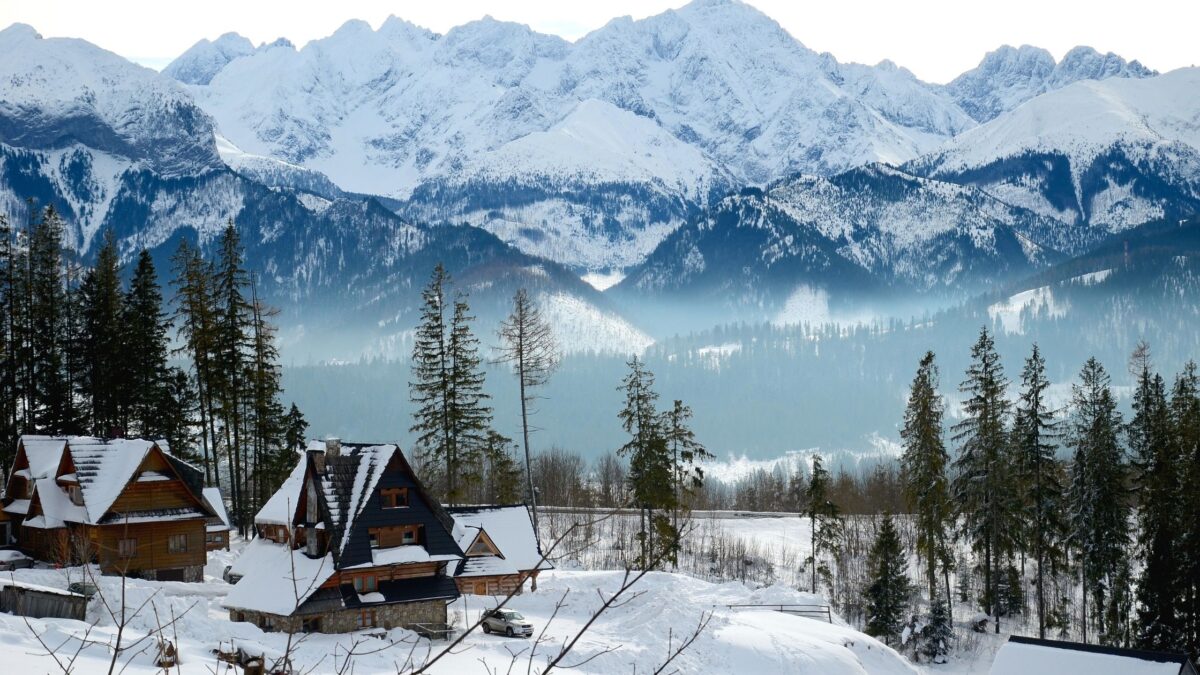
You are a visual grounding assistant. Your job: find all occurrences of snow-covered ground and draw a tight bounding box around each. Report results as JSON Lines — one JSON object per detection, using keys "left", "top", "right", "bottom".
{"left": 0, "top": 540, "right": 919, "bottom": 674}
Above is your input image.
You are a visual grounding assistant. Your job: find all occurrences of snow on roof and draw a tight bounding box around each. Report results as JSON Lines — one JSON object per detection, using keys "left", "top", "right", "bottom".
{"left": 68, "top": 438, "right": 158, "bottom": 523}
{"left": 223, "top": 546, "right": 335, "bottom": 615}
{"left": 18, "top": 436, "right": 68, "bottom": 480}
{"left": 319, "top": 444, "right": 393, "bottom": 558}
{"left": 30, "top": 477, "right": 87, "bottom": 528}
{"left": 4, "top": 499, "right": 30, "bottom": 516}
{"left": 202, "top": 487, "right": 233, "bottom": 530}
{"left": 344, "top": 545, "right": 461, "bottom": 569}
{"left": 448, "top": 505, "right": 552, "bottom": 573}
{"left": 255, "top": 458, "right": 306, "bottom": 526}
{"left": 991, "top": 637, "right": 1190, "bottom": 675}
{"left": 457, "top": 555, "right": 520, "bottom": 578}
{"left": 0, "top": 577, "right": 85, "bottom": 598}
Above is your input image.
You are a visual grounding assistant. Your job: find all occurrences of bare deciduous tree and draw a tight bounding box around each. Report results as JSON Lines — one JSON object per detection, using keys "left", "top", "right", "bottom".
{"left": 495, "top": 288, "right": 559, "bottom": 544}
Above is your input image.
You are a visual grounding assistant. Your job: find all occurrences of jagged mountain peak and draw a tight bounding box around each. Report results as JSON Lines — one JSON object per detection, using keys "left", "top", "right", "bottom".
{"left": 947, "top": 43, "right": 1156, "bottom": 122}
{"left": 162, "top": 32, "right": 256, "bottom": 84}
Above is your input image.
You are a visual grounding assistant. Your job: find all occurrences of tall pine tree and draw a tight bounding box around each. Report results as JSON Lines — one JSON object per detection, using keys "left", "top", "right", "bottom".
{"left": 1171, "top": 362, "right": 1200, "bottom": 659}
{"left": 1013, "top": 344, "right": 1067, "bottom": 639}
{"left": 1129, "top": 346, "right": 1179, "bottom": 650}
{"left": 1068, "top": 357, "right": 1131, "bottom": 645}
{"left": 805, "top": 453, "right": 843, "bottom": 595}
{"left": 900, "top": 351, "right": 953, "bottom": 607}
{"left": 951, "top": 327, "right": 1016, "bottom": 632}
{"left": 409, "top": 265, "right": 494, "bottom": 504}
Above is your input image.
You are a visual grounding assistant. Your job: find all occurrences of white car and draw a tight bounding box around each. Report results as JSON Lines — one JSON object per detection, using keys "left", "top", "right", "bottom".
{"left": 481, "top": 609, "right": 533, "bottom": 638}
{"left": 0, "top": 550, "right": 33, "bottom": 571}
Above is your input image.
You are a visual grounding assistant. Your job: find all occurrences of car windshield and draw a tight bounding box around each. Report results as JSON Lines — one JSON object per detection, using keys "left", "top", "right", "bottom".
{"left": 505, "top": 612, "right": 525, "bottom": 620}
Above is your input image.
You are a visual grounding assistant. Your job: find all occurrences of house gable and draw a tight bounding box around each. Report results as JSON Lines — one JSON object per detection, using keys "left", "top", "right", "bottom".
{"left": 336, "top": 446, "right": 463, "bottom": 569}
{"left": 102, "top": 444, "right": 214, "bottom": 523}
{"left": 465, "top": 530, "right": 503, "bottom": 558}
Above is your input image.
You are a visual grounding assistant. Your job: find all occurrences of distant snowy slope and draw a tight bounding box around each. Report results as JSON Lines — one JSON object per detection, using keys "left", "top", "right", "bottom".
{"left": 614, "top": 164, "right": 1062, "bottom": 332}
{"left": 401, "top": 99, "right": 732, "bottom": 270}
{"left": 0, "top": 24, "right": 221, "bottom": 178}
{"left": 914, "top": 68, "right": 1200, "bottom": 237}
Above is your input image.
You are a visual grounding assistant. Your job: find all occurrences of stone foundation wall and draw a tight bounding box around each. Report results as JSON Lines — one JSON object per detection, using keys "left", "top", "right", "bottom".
{"left": 134, "top": 565, "right": 204, "bottom": 583}
{"left": 232, "top": 600, "right": 448, "bottom": 634}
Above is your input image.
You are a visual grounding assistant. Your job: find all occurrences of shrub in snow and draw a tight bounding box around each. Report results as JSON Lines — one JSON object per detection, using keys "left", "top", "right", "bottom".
{"left": 918, "top": 596, "right": 954, "bottom": 663}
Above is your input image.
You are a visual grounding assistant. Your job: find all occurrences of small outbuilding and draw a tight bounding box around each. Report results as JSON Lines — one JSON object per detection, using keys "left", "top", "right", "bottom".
{"left": 990, "top": 636, "right": 1199, "bottom": 675}
{"left": 447, "top": 505, "right": 552, "bottom": 595}
{"left": 0, "top": 578, "right": 88, "bottom": 621}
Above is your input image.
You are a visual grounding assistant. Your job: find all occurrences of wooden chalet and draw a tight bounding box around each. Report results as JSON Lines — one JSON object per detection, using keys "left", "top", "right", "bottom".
{"left": 223, "top": 440, "right": 464, "bottom": 633}
{"left": 1, "top": 435, "right": 218, "bottom": 582}
{"left": 447, "top": 505, "right": 552, "bottom": 595}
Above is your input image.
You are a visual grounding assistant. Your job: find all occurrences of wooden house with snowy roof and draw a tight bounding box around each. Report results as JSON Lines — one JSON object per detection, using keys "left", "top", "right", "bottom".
{"left": 222, "top": 440, "right": 464, "bottom": 633}
{"left": 1, "top": 435, "right": 218, "bottom": 581}
{"left": 990, "top": 636, "right": 1199, "bottom": 675}
{"left": 447, "top": 505, "right": 552, "bottom": 595}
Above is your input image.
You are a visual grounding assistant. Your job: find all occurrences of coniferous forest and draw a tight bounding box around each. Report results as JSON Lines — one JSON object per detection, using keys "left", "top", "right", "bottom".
{"left": 0, "top": 208, "right": 303, "bottom": 535}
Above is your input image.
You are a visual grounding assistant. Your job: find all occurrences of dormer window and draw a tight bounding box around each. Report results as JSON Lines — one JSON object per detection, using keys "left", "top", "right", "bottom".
{"left": 67, "top": 485, "right": 83, "bottom": 506}
{"left": 369, "top": 525, "right": 421, "bottom": 548}
{"left": 381, "top": 487, "right": 408, "bottom": 508}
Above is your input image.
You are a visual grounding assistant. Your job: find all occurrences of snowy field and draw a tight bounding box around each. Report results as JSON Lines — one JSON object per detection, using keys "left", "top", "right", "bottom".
{"left": 0, "top": 512, "right": 1035, "bottom": 674}
{"left": 0, "top": 549, "right": 918, "bottom": 674}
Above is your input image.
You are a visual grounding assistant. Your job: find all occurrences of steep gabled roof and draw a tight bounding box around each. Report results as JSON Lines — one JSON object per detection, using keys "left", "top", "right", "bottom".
{"left": 24, "top": 478, "right": 87, "bottom": 529}
{"left": 255, "top": 458, "right": 306, "bottom": 526}
{"left": 7, "top": 436, "right": 214, "bottom": 527}
{"left": 298, "top": 443, "right": 463, "bottom": 570}
{"left": 447, "top": 505, "right": 552, "bottom": 576}
{"left": 202, "top": 487, "right": 233, "bottom": 532}
{"left": 319, "top": 444, "right": 391, "bottom": 560}
{"left": 12, "top": 436, "right": 68, "bottom": 482}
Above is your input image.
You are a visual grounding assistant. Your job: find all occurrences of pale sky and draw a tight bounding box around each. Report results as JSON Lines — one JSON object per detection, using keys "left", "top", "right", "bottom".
{"left": 3, "top": 0, "right": 1197, "bottom": 84}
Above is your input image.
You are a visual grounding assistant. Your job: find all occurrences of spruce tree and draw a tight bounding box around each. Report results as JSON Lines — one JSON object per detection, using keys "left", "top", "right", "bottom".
{"left": 617, "top": 356, "right": 674, "bottom": 568}
{"left": 1129, "top": 345, "right": 1180, "bottom": 651}
{"left": 805, "top": 453, "right": 842, "bottom": 595}
{"left": 900, "top": 351, "right": 953, "bottom": 607}
{"left": 171, "top": 239, "right": 219, "bottom": 485}
{"left": 661, "top": 399, "right": 711, "bottom": 538}
{"left": 920, "top": 596, "right": 954, "bottom": 663}
{"left": 125, "top": 249, "right": 177, "bottom": 440}
{"left": 445, "top": 293, "right": 492, "bottom": 499}
{"left": 479, "top": 430, "right": 524, "bottom": 504}
{"left": 1067, "top": 357, "right": 1131, "bottom": 645}
{"left": 0, "top": 214, "right": 15, "bottom": 475}
{"left": 1171, "top": 362, "right": 1200, "bottom": 659}
{"left": 212, "top": 222, "right": 254, "bottom": 532}
{"left": 283, "top": 403, "right": 308, "bottom": 452}
{"left": 1013, "top": 344, "right": 1066, "bottom": 639}
{"left": 78, "top": 231, "right": 126, "bottom": 435}
{"left": 27, "top": 207, "right": 72, "bottom": 433}
{"left": 951, "top": 327, "right": 1015, "bottom": 632}
{"left": 409, "top": 265, "right": 493, "bottom": 504}
{"left": 863, "top": 513, "right": 912, "bottom": 646}
{"left": 247, "top": 280, "right": 287, "bottom": 507}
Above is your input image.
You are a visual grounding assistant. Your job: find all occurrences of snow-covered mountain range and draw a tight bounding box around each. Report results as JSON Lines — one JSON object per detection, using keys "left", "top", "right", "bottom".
{"left": 0, "top": 0, "right": 1198, "bottom": 357}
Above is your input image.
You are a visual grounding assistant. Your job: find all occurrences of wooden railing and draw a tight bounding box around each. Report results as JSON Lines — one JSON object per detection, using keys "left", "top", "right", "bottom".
{"left": 719, "top": 603, "right": 833, "bottom": 623}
